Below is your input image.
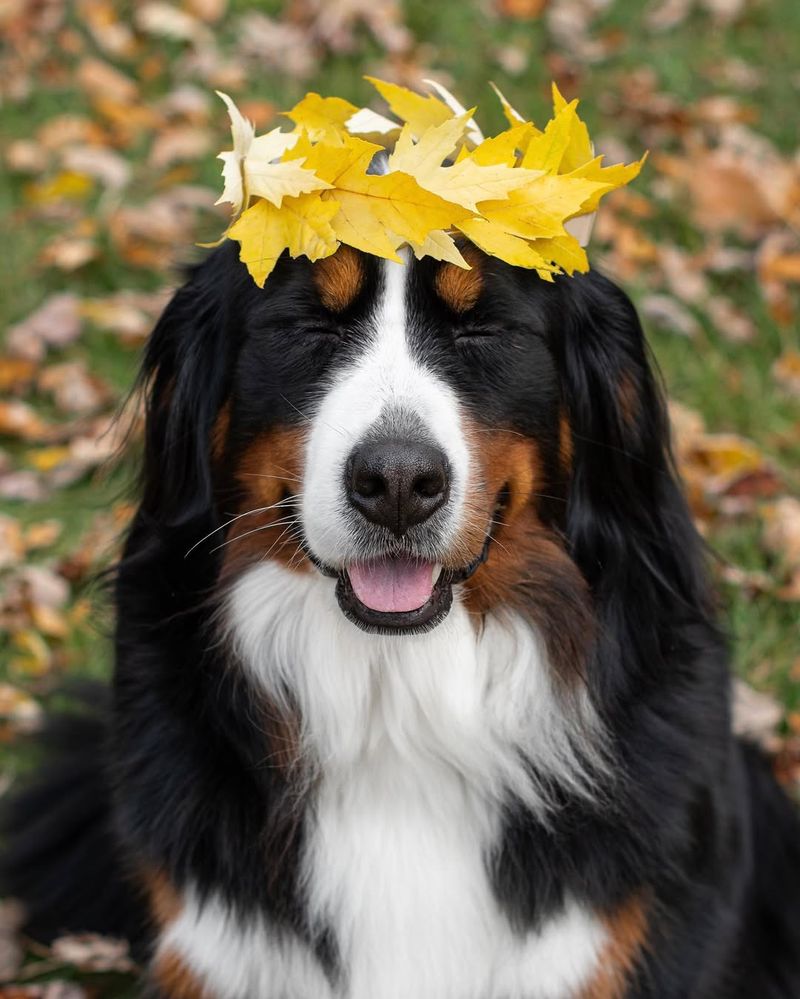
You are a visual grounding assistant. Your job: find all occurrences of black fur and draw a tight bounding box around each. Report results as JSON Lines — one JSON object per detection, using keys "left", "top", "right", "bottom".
{"left": 3, "top": 243, "right": 799, "bottom": 997}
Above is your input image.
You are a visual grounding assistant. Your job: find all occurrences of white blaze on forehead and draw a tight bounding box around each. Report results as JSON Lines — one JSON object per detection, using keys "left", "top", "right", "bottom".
{"left": 301, "top": 257, "right": 470, "bottom": 568}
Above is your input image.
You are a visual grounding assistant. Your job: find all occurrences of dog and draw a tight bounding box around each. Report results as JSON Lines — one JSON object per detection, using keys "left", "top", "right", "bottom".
{"left": 4, "top": 240, "right": 800, "bottom": 999}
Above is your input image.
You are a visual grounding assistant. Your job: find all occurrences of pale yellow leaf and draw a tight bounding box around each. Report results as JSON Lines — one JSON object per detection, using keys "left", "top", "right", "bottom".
{"left": 284, "top": 92, "right": 359, "bottom": 141}
{"left": 422, "top": 79, "right": 484, "bottom": 146}
{"left": 298, "top": 133, "right": 471, "bottom": 261}
{"left": 567, "top": 154, "right": 647, "bottom": 212}
{"left": 489, "top": 82, "right": 528, "bottom": 127}
{"left": 388, "top": 117, "right": 542, "bottom": 213}
{"left": 409, "top": 231, "right": 470, "bottom": 267}
{"left": 365, "top": 76, "right": 453, "bottom": 136}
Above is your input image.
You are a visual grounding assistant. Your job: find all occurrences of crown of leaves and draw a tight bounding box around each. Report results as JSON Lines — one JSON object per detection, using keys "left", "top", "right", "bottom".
{"left": 214, "top": 77, "right": 645, "bottom": 287}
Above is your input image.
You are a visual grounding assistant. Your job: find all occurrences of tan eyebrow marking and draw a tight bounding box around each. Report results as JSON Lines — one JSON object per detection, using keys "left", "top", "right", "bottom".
{"left": 434, "top": 246, "right": 483, "bottom": 313}
{"left": 313, "top": 245, "right": 365, "bottom": 312}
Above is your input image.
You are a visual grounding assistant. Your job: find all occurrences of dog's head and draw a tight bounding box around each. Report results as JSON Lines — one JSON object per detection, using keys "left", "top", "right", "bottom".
{"left": 139, "top": 241, "right": 705, "bottom": 665}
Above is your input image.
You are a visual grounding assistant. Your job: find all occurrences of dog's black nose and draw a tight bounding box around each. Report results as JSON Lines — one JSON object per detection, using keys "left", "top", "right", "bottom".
{"left": 347, "top": 439, "right": 449, "bottom": 536}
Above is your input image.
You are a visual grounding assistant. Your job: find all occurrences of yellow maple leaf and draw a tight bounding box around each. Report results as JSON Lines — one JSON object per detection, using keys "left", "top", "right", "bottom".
{"left": 284, "top": 92, "right": 360, "bottom": 141}
{"left": 457, "top": 217, "right": 558, "bottom": 277}
{"left": 520, "top": 100, "right": 583, "bottom": 174}
{"left": 566, "top": 155, "right": 647, "bottom": 212}
{"left": 388, "top": 116, "right": 542, "bottom": 213}
{"left": 365, "top": 76, "right": 453, "bottom": 136}
{"left": 489, "top": 82, "right": 528, "bottom": 128}
{"left": 468, "top": 124, "right": 538, "bottom": 167}
{"left": 228, "top": 192, "right": 340, "bottom": 287}
{"left": 530, "top": 234, "right": 590, "bottom": 275}
{"left": 216, "top": 92, "right": 328, "bottom": 216}
{"left": 296, "top": 132, "right": 471, "bottom": 262}
{"left": 473, "top": 175, "right": 609, "bottom": 243}
{"left": 550, "top": 82, "right": 593, "bottom": 173}
{"left": 409, "top": 230, "right": 470, "bottom": 268}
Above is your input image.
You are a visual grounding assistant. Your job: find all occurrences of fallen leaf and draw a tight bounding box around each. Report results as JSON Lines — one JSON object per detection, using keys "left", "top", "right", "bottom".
{"left": 732, "top": 679, "right": 783, "bottom": 748}
{"left": 24, "top": 520, "right": 63, "bottom": 550}
{"left": 37, "top": 362, "right": 111, "bottom": 415}
{"left": 705, "top": 295, "right": 757, "bottom": 343}
{"left": 76, "top": 56, "right": 139, "bottom": 104}
{"left": 0, "top": 515, "right": 24, "bottom": 570}
{"left": 762, "top": 497, "right": 800, "bottom": 569}
{"left": 773, "top": 350, "right": 800, "bottom": 396}
{"left": 0, "top": 684, "right": 43, "bottom": 736}
{"left": 9, "top": 285, "right": 86, "bottom": 357}
{"left": 0, "top": 402, "right": 50, "bottom": 442}
{"left": 8, "top": 630, "right": 52, "bottom": 676}
{"left": 50, "top": 935, "right": 135, "bottom": 974}
{"left": 149, "top": 125, "right": 213, "bottom": 169}
{"left": 640, "top": 294, "right": 700, "bottom": 337}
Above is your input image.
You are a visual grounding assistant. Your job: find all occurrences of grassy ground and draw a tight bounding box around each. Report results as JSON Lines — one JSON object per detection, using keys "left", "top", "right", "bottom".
{"left": 0, "top": 0, "right": 798, "bottom": 992}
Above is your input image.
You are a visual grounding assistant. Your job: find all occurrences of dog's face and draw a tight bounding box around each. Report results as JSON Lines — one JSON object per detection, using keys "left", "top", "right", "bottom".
{"left": 146, "top": 239, "right": 666, "bottom": 654}
{"left": 203, "top": 243, "right": 577, "bottom": 638}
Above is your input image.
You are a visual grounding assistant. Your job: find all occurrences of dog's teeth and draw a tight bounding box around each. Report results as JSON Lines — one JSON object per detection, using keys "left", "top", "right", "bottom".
{"left": 432, "top": 564, "right": 443, "bottom": 584}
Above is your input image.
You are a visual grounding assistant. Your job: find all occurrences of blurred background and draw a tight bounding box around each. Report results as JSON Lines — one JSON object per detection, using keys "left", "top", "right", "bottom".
{"left": 0, "top": 0, "right": 798, "bottom": 993}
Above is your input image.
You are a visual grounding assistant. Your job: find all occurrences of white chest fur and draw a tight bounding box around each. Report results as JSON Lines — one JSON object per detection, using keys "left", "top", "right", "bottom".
{"left": 158, "top": 565, "right": 607, "bottom": 999}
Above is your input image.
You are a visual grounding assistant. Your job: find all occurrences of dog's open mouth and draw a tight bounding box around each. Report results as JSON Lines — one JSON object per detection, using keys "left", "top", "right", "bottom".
{"left": 335, "top": 537, "right": 491, "bottom": 635}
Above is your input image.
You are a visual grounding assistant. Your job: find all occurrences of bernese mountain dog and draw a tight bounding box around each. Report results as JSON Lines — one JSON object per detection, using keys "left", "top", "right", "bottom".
{"left": 4, "top": 241, "right": 800, "bottom": 999}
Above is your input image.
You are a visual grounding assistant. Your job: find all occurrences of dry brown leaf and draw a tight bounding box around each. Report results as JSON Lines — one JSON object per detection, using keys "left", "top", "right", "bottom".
{"left": 657, "top": 245, "right": 710, "bottom": 305}
{"left": 24, "top": 520, "right": 63, "bottom": 550}
{"left": 497, "top": 0, "right": 549, "bottom": 19}
{"left": 0, "top": 358, "right": 37, "bottom": 393}
{"left": 0, "top": 683, "right": 44, "bottom": 735}
{"left": 18, "top": 565, "right": 71, "bottom": 609}
{"left": 61, "top": 145, "right": 131, "bottom": 191}
{"left": 640, "top": 294, "right": 700, "bottom": 338}
{"left": 76, "top": 57, "right": 139, "bottom": 105}
{"left": 705, "top": 296, "right": 757, "bottom": 343}
{"left": 236, "top": 13, "right": 318, "bottom": 79}
{"left": 5, "top": 291, "right": 81, "bottom": 362}
{"left": 37, "top": 362, "right": 111, "bottom": 415}
{"left": 50, "top": 935, "right": 135, "bottom": 974}
{"left": 8, "top": 630, "right": 52, "bottom": 677}
{"left": 185, "top": 0, "right": 229, "bottom": 20}
{"left": 149, "top": 125, "right": 212, "bottom": 169}
{"left": 0, "top": 515, "right": 24, "bottom": 570}
{"left": 773, "top": 349, "right": 800, "bottom": 396}
{"left": 732, "top": 679, "right": 783, "bottom": 748}
{"left": 5, "top": 139, "right": 49, "bottom": 174}
{"left": 0, "top": 402, "right": 50, "bottom": 442}
{"left": 135, "top": 2, "right": 210, "bottom": 44}
{"left": 762, "top": 497, "right": 800, "bottom": 569}
{"left": 38, "top": 232, "right": 98, "bottom": 272}
{"left": 77, "top": 0, "right": 137, "bottom": 56}
{"left": 0, "top": 471, "right": 47, "bottom": 502}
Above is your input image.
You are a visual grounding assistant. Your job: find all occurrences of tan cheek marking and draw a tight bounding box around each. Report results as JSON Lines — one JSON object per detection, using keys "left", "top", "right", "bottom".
{"left": 220, "top": 426, "right": 310, "bottom": 578}
{"left": 210, "top": 401, "right": 231, "bottom": 462}
{"left": 617, "top": 372, "right": 639, "bottom": 430}
{"left": 579, "top": 896, "right": 649, "bottom": 999}
{"left": 559, "top": 411, "right": 573, "bottom": 472}
{"left": 313, "top": 245, "right": 364, "bottom": 311}
{"left": 456, "top": 418, "right": 594, "bottom": 683}
{"left": 435, "top": 246, "right": 483, "bottom": 313}
{"left": 143, "top": 867, "right": 183, "bottom": 928}
{"left": 153, "top": 948, "right": 213, "bottom": 999}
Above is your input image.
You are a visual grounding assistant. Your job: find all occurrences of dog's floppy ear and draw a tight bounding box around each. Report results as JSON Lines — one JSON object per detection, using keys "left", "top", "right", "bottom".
{"left": 138, "top": 246, "right": 239, "bottom": 527}
{"left": 555, "top": 271, "right": 712, "bottom": 663}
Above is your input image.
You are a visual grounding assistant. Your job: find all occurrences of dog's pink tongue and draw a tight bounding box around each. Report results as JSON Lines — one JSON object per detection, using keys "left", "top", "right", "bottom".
{"left": 348, "top": 558, "right": 435, "bottom": 613}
